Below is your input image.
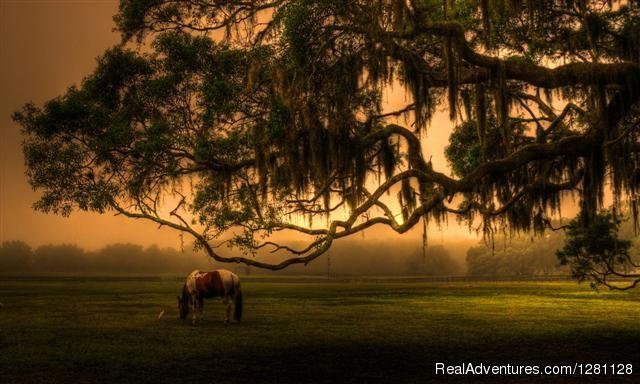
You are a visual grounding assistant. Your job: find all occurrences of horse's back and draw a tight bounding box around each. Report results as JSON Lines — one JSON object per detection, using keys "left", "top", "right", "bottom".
{"left": 186, "top": 269, "right": 237, "bottom": 298}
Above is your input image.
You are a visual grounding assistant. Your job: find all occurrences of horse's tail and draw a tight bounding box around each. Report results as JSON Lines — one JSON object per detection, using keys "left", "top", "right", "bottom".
{"left": 233, "top": 278, "right": 243, "bottom": 322}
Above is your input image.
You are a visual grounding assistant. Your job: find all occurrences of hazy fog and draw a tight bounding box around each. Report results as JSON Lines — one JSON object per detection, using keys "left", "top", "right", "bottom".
{"left": 1, "top": 233, "right": 577, "bottom": 277}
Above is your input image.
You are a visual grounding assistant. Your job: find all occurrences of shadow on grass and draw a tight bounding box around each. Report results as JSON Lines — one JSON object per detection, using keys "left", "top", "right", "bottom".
{"left": 3, "top": 328, "right": 638, "bottom": 384}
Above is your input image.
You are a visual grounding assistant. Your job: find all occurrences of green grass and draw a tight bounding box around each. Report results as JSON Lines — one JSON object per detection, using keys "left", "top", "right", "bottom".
{"left": 0, "top": 278, "right": 638, "bottom": 383}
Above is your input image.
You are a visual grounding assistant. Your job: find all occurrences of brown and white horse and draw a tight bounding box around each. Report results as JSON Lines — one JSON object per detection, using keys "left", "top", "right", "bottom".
{"left": 177, "top": 269, "right": 242, "bottom": 324}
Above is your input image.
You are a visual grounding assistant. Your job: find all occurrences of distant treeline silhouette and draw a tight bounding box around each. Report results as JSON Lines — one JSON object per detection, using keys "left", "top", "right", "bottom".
{"left": 0, "top": 241, "right": 214, "bottom": 274}
{"left": 1, "top": 231, "right": 598, "bottom": 276}
{"left": 466, "top": 232, "right": 568, "bottom": 277}
{"left": 466, "top": 217, "right": 640, "bottom": 277}
{"left": 0, "top": 239, "right": 472, "bottom": 275}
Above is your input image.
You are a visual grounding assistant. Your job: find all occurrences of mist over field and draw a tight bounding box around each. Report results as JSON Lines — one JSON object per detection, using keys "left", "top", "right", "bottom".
{"left": 0, "top": 238, "right": 464, "bottom": 275}
{"left": 1, "top": 235, "right": 572, "bottom": 277}
{"left": 7, "top": 215, "right": 640, "bottom": 277}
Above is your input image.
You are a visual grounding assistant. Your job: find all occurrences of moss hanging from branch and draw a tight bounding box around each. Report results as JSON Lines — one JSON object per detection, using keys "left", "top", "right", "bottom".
{"left": 475, "top": 83, "right": 487, "bottom": 149}
{"left": 493, "top": 62, "right": 510, "bottom": 145}
{"left": 444, "top": 36, "right": 458, "bottom": 120}
{"left": 400, "top": 56, "right": 433, "bottom": 131}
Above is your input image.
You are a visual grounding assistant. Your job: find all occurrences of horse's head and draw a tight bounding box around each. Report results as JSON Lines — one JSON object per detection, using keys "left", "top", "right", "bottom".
{"left": 177, "top": 295, "right": 188, "bottom": 320}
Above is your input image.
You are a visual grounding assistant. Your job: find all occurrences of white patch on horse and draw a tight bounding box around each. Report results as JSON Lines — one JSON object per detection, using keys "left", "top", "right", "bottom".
{"left": 215, "top": 269, "right": 235, "bottom": 297}
{"left": 185, "top": 270, "right": 204, "bottom": 294}
{"left": 184, "top": 270, "right": 205, "bottom": 324}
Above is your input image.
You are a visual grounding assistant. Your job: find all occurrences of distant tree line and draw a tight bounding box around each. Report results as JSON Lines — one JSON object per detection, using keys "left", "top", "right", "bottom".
{"left": 275, "top": 241, "right": 468, "bottom": 276}
{"left": 466, "top": 217, "right": 640, "bottom": 278}
{"left": 0, "top": 241, "right": 213, "bottom": 274}
{"left": 0, "top": 238, "right": 470, "bottom": 276}
{"left": 6, "top": 227, "right": 633, "bottom": 277}
{"left": 466, "top": 232, "right": 568, "bottom": 277}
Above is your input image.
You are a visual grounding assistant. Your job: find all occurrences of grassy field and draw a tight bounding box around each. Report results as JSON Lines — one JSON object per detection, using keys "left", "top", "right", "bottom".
{"left": 0, "top": 277, "right": 639, "bottom": 383}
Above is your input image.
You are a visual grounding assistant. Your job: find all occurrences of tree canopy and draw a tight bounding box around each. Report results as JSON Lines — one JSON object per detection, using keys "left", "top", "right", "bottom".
{"left": 14, "top": 1, "right": 640, "bottom": 286}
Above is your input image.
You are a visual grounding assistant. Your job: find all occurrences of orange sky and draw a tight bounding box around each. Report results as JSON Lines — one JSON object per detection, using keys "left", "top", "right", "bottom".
{"left": 0, "top": 0, "right": 185, "bottom": 249}
{"left": 0, "top": 1, "right": 487, "bottom": 250}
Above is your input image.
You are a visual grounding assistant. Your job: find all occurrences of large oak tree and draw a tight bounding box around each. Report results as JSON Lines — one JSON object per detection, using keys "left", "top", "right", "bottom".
{"left": 15, "top": 0, "right": 640, "bottom": 288}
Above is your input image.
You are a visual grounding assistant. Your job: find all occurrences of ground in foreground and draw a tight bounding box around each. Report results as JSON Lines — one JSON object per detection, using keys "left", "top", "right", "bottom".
{"left": 0, "top": 277, "right": 638, "bottom": 383}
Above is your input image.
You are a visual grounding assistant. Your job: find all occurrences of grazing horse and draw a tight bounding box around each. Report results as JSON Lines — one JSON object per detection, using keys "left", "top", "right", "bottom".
{"left": 178, "top": 269, "right": 242, "bottom": 324}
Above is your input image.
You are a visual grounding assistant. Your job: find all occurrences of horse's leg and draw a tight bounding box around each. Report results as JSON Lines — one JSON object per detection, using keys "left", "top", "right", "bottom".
{"left": 223, "top": 296, "right": 231, "bottom": 324}
{"left": 191, "top": 294, "right": 198, "bottom": 325}
{"left": 198, "top": 296, "right": 204, "bottom": 320}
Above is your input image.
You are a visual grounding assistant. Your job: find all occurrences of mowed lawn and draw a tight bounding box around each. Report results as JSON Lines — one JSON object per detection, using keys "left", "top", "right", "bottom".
{"left": 0, "top": 277, "right": 638, "bottom": 384}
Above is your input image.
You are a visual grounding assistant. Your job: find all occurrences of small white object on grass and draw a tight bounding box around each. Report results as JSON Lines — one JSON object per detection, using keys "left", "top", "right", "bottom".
{"left": 157, "top": 308, "right": 165, "bottom": 320}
